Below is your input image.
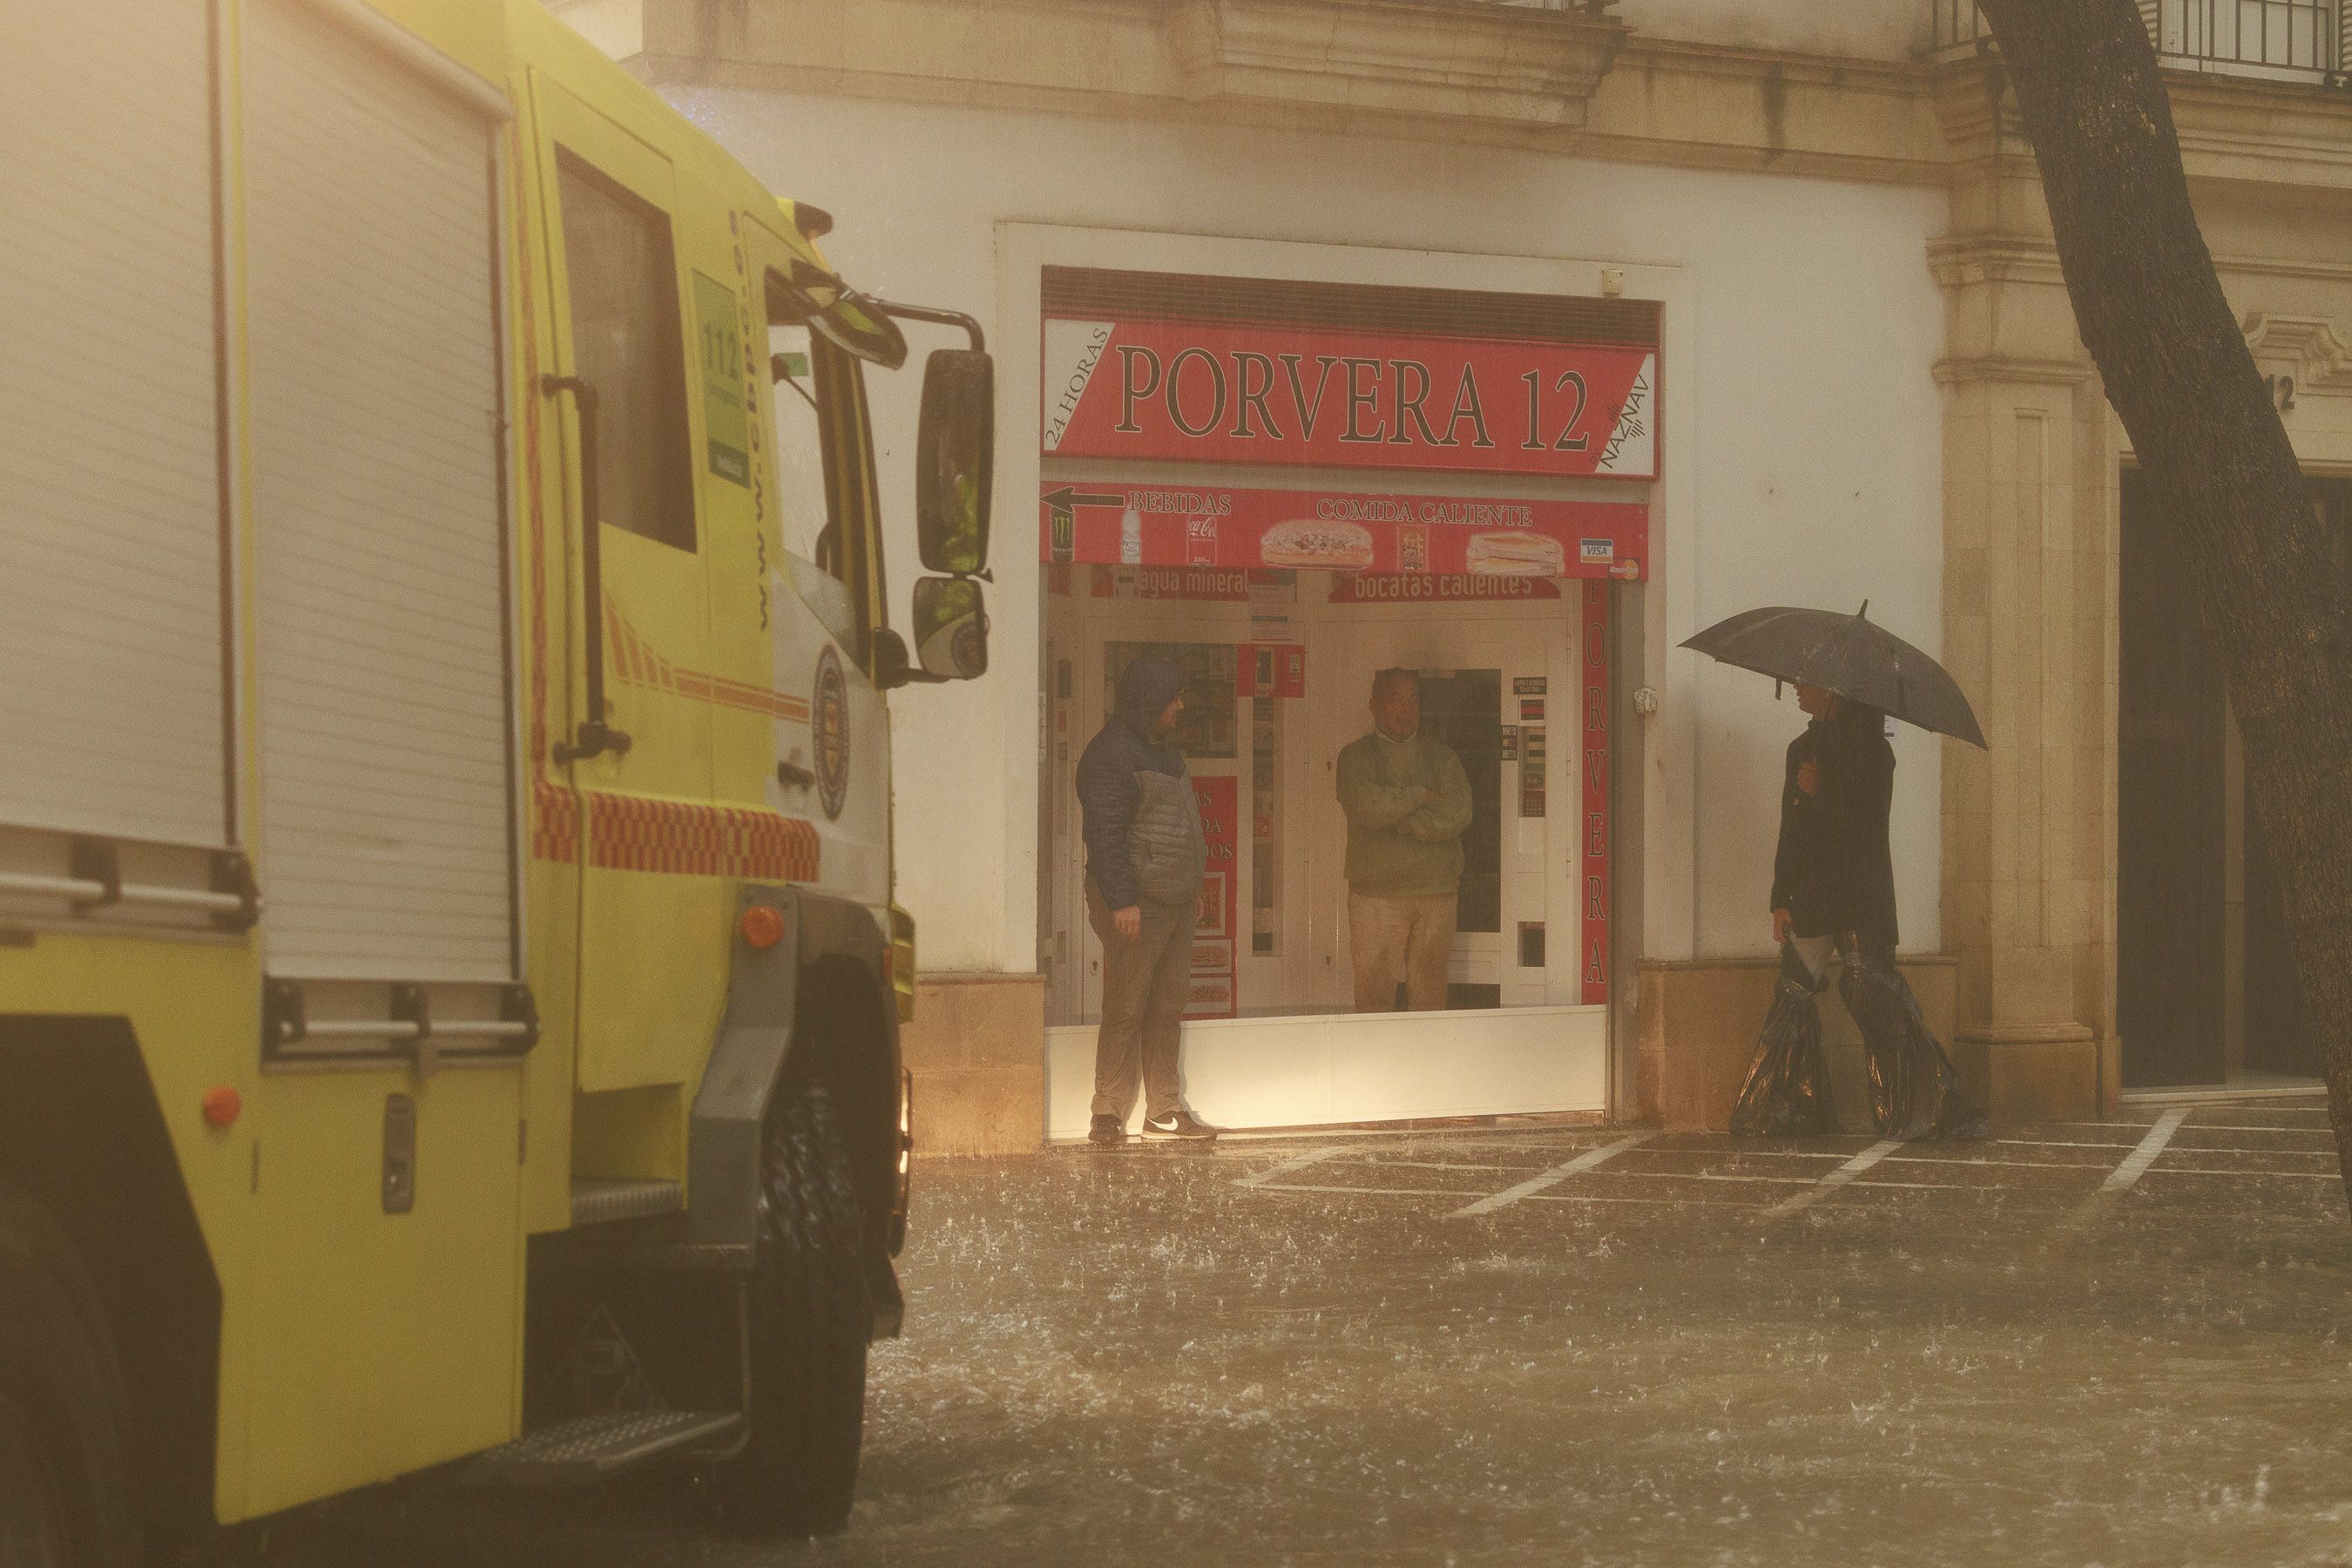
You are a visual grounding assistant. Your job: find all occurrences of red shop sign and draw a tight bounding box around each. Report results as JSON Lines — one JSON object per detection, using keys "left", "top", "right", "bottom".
{"left": 1088, "top": 565, "right": 1260, "bottom": 601}
{"left": 1580, "top": 581, "right": 1611, "bottom": 1007}
{"left": 1039, "top": 482, "right": 1646, "bottom": 580}
{"left": 1233, "top": 644, "right": 1306, "bottom": 698}
{"left": 1187, "top": 776, "right": 1239, "bottom": 1019}
{"left": 1042, "top": 316, "right": 1656, "bottom": 480}
{"left": 1328, "top": 574, "right": 1561, "bottom": 605}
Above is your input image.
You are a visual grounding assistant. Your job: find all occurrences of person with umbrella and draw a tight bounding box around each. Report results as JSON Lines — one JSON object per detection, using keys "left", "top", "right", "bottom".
{"left": 1684, "top": 605, "right": 1989, "bottom": 1141}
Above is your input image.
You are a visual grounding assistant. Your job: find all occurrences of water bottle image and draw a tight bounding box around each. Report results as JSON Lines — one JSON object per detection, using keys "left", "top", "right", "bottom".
{"left": 1119, "top": 506, "right": 1143, "bottom": 564}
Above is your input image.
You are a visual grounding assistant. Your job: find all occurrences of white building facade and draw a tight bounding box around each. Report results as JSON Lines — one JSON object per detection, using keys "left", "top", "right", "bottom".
{"left": 561, "top": 0, "right": 2352, "bottom": 1148}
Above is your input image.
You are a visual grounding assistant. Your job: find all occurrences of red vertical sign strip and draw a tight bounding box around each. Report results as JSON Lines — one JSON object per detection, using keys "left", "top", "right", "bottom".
{"left": 1187, "top": 776, "right": 1240, "bottom": 1019}
{"left": 1580, "top": 583, "right": 1611, "bottom": 1005}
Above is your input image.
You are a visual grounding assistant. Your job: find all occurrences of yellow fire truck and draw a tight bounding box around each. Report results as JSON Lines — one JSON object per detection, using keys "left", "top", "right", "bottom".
{"left": 0, "top": 0, "right": 993, "bottom": 1557}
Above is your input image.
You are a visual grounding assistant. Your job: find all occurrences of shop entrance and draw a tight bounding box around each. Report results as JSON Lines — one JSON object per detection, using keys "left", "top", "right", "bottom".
{"left": 1041, "top": 568, "right": 1611, "bottom": 1134}
{"left": 1031, "top": 263, "right": 1659, "bottom": 1135}
{"left": 2117, "top": 470, "right": 2341, "bottom": 1089}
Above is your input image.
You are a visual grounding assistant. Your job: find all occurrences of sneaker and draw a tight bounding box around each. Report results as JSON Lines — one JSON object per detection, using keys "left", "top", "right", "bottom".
{"left": 1139, "top": 1110, "right": 1218, "bottom": 1141}
{"left": 1088, "top": 1113, "right": 1125, "bottom": 1146}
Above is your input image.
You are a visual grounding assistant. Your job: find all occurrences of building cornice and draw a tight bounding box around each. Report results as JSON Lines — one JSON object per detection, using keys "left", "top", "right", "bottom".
{"left": 1930, "top": 49, "right": 2352, "bottom": 193}
{"left": 634, "top": 0, "right": 1950, "bottom": 179}
{"left": 1924, "top": 235, "right": 2065, "bottom": 290}
{"left": 1577, "top": 36, "right": 1944, "bottom": 186}
{"left": 640, "top": 0, "right": 1629, "bottom": 145}
{"left": 2166, "top": 71, "right": 2352, "bottom": 192}
{"left": 1164, "top": 0, "right": 1627, "bottom": 132}
{"left": 1931, "top": 354, "right": 2096, "bottom": 386}
{"left": 632, "top": 0, "right": 2352, "bottom": 197}
{"left": 2243, "top": 312, "right": 2352, "bottom": 391}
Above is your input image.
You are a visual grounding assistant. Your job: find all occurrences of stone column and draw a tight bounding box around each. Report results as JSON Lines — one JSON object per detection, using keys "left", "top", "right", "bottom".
{"left": 1928, "top": 60, "right": 2119, "bottom": 1119}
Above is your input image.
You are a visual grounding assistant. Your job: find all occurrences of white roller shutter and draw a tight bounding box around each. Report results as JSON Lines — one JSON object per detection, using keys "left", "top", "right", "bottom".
{"left": 0, "top": 0, "right": 229, "bottom": 848}
{"left": 243, "top": 0, "right": 516, "bottom": 983}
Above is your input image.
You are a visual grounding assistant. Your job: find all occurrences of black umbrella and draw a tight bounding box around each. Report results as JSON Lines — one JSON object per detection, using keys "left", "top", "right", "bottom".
{"left": 1680, "top": 602, "right": 1987, "bottom": 749}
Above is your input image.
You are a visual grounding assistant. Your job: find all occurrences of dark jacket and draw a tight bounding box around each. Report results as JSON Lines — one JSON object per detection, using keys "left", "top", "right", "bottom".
{"left": 1077, "top": 658, "right": 1200, "bottom": 910}
{"left": 1770, "top": 702, "right": 1899, "bottom": 949}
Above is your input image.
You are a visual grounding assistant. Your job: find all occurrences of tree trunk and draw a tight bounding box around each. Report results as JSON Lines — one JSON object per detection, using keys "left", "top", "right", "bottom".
{"left": 1970, "top": 0, "right": 2352, "bottom": 1198}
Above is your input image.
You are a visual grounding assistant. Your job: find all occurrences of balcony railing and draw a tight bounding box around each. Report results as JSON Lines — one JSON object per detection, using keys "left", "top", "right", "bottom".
{"left": 1931, "top": 0, "right": 2350, "bottom": 84}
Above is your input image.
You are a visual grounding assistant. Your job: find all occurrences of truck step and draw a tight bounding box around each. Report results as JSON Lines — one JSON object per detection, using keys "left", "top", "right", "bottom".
{"left": 468, "top": 1409, "right": 740, "bottom": 1487}
{"left": 539, "top": 1238, "right": 754, "bottom": 1274}
{"left": 569, "top": 1178, "right": 682, "bottom": 1226}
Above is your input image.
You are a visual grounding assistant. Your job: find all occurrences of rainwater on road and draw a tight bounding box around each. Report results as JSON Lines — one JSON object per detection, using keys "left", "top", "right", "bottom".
{"left": 262, "top": 1097, "right": 2352, "bottom": 1566}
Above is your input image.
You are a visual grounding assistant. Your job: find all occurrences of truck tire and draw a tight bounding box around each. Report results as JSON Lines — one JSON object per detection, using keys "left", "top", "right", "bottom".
{"left": 0, "top": 1183, "right": 139, "bottom": 1568}
{"left": 723, "top": 1077, "right": 873, "bottom": 1537}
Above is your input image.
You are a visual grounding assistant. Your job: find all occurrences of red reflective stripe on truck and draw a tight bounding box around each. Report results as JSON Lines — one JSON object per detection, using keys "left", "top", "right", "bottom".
{"left": 532, "top": 781, "right": 578, "bottom": 862}
{"left": 585, "top": 794, "right": 821, "bottom": 879}
{"left": 531, "top": 785, "right": 817, "bottom": 882}
{"left": 600, "top": 600, "right": 812, "bottom": 720}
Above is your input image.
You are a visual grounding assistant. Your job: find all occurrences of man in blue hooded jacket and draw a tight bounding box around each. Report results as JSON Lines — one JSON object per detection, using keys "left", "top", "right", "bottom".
{"left": 1077, "top": 656, "right": 1217, "bottom": 1145}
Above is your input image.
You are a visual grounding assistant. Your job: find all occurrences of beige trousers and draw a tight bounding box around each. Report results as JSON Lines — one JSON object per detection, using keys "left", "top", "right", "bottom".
{"left": 1085, "top": 875, "right": 1193, "bottom": 1120}
{"left": 1348, "top": 891, "right": 1457, "bottom": 1013}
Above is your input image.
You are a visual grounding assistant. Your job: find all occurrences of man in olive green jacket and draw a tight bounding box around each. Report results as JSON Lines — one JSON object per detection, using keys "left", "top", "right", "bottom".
{"left": 1336, "top": 668, "right": 1474, "bottom": 1011}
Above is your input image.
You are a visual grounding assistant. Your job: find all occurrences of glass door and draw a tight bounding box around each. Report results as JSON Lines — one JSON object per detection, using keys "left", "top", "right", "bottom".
{"left": 1312, "top": 613, "right": 1568, "bottom": 1011}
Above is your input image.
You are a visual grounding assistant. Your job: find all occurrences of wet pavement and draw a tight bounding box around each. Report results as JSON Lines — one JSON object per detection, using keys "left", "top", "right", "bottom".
{"left": 255, "top": 1098, "right": 2352, "bottom": 1565}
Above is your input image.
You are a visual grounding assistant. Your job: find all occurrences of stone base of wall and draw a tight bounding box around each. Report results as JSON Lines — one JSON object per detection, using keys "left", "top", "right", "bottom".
{"left": 904, "top": 962, "right": 2099, "bottom": 1151}
{"left": 1637, "top": 955, "right": 1959, "bottom": 1133}
{"left": 1946, "top": 1025, "right": 2101, "bottom": 1126}
{"left": 898, "top": 972, "right": 1045, "bottom": 1157}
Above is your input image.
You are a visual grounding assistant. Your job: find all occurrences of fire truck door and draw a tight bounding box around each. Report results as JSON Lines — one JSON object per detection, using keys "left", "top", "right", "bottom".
{"left": 532, "top": 75, "right": 721, "bottom": 1091}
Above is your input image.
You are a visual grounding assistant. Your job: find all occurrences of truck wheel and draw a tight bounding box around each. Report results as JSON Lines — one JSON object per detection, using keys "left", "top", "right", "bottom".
{"left": 723, "top": 1077, "right": 873, "bottom": 1537}
{"left": 0, "top": 1184, "right": 139, "bottom": 1568}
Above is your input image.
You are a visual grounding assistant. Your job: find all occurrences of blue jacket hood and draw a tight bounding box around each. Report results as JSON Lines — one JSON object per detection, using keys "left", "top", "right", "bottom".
{"left": 1114, "top": 656, "right": 1186, "bottom": 730}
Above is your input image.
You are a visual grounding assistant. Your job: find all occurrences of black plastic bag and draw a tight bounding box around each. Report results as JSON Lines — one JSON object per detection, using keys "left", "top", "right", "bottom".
{"left": 1839, "top": 945, "right": 1989, "bottom": 1140}
{"left": 1730, "top": 945, "right": 1840, "bottom": 1137}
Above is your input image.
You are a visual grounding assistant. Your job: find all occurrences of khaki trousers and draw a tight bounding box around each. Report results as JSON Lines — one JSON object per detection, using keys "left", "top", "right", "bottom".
{"left": 1085, "top": 875, "right": 1195, "bottom": 1121}
{"left": 1348, "top": 890, "right": 1457, "bottom": 1013}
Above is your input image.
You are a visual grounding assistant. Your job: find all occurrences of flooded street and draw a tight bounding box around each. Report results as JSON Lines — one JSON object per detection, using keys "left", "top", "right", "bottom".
{"left": 267, "top": 1099, "right": 2352, "bottom": 1565}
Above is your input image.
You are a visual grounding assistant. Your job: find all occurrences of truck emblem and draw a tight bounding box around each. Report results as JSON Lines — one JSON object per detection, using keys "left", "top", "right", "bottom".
{"left": 814, "top": 646, "right": 850, "bottom": 821}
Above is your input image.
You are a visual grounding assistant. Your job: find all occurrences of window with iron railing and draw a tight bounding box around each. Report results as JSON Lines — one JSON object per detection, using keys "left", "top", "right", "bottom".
{"left": 1931, "top": 0, "right": 2350, "bottom": 84}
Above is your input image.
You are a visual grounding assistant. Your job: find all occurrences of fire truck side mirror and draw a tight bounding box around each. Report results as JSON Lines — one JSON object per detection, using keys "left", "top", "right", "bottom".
{"left": 915, "top": 349, "right": 993, "bottom": 576}
{"left": 909, "top": 576, "right": 989, "bottom": 681}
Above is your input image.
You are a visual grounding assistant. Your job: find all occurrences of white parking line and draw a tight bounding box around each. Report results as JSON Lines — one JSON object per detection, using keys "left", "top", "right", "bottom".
{"left": 2044, "top": 1119, "right": 2323, "bottom": 1136}
{"left": 1233, "top": 1146, "right": 1368, "bottom": 1189}
{"left": 1227, "top": 1115, "right": 2337, "bottom": 1220}
{"left": 1632, "top": 1170, "right": 1819, "bottom": 1186}
{"left": 2043, "top": 1120, "right": 2188, "bottom": 1130}
{"left": 1244, "top": 1182, "right": 1470, "bottom": 1199}
{"left": 2142, "top": 1166, "right": 2341, "bottom": 1180}
{"left": 1881, "top": 1155, "right": 2141, "bottom": 1172}
{"left": 2046, "top": 1109, "right": 2192, "bottom": 1238}
{"left": 1763, "top": 1139, "right": 1903, "bottom": 1218}
{"left": 2162, "top": 1125, "right": 2335, "bottom": 1138}
{"left": 2099, "top": 1108, "right": 2190, "bottom": 1195}
{"left": 1521, "top": 1191, "right": 1782, "bottom": 1207}
{"left": 1450, "top": 1133, "right": 1652, "bottom": 1217}
{"left": 1527, "top": 1177, "right": 1965, "bottom": 1206}
{"left": 1695, "top": 1144, "right": 2132, "bottom": 1161}
{"left": 1613, "top": 1146, "right": 1863, "bottom": 1160}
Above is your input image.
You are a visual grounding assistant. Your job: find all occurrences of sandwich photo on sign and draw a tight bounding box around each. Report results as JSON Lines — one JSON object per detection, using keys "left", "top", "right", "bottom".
{"left": 1464, "top": 531, "right": 1565, "bottom": 577}
{"left": 1259, "top": 518, "right": 1375, "bottom": 570}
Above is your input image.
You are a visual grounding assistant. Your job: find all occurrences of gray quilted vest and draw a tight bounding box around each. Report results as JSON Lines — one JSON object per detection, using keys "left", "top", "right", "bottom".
{"left": 1127, "top": 769, "right": 1206, "bottom": 905}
